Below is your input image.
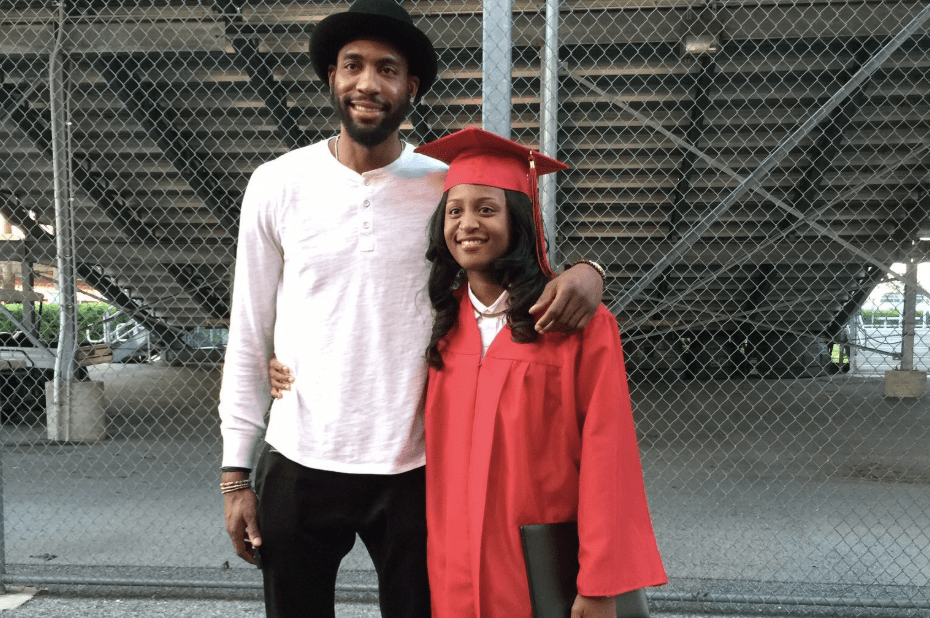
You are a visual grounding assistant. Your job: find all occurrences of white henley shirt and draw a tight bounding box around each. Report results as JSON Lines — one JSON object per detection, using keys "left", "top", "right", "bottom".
{"left": 219, "top": 140, "right": 447, "bottom": 474}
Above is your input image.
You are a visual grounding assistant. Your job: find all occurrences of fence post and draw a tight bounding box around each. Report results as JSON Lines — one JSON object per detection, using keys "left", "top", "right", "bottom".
{"left": 483, "top": 0, "right": 512, "bottom": 138}
{"left": 0, "top": 417, "right": 5, "bottom": 594}
{"left": 901, "top": 259, "right": 918, "bottom": 371}
{"left": 48, "top": 5, "right": 83, "bottom": 441}
{"left": 884, "top": 257, "right": 927, "bottom": 397}
{"left": 540, "top": 0, "right": 560, "bottom": 269}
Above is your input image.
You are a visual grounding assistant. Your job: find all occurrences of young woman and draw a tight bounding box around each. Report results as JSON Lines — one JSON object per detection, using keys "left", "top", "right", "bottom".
{"left": 416, "top": 128, "right": 666, "bottom": 618}
{"left": 272, "top": 128, "right": 666, "bottom": 617}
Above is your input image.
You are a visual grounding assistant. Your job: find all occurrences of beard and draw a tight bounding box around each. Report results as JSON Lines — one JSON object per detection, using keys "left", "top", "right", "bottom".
{"left": 331, "top": 89, "right": 413, "bottom": 148}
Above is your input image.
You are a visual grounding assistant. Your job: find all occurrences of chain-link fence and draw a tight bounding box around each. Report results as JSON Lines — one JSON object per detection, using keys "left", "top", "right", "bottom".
{"left": 1, "top": 0, "right": 929, "bottom": 613}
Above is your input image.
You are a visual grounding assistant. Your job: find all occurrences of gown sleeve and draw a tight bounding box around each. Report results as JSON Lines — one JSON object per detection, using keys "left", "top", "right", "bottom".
{"left": 574, "top": 307, "right": 667, "bottom": 596}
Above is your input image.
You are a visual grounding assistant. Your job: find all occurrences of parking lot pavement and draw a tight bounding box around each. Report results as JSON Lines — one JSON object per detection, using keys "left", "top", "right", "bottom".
{"left": 4, "top": 368, "right": 928, "bottom": 618}
{"left": 0, "top": 591, "right": 377, "bottom": 618}
{"left": 3, "top": 588, "right": 929, "bottom": 618}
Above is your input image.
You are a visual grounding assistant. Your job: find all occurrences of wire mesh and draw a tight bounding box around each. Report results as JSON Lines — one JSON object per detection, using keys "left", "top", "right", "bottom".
{"left": 0, "top": 0, "right": 928, "bottom": 612}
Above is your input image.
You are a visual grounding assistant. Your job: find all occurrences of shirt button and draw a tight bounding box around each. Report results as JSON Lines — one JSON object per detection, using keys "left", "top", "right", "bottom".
{"left": 363, "top": 200, "right": 370, "bottom": 207}
{"left": 363, "top": 179, "right": 370, "bottom": 186}
{"left": 363, "top": 222, "right": 370, "bottom": 229}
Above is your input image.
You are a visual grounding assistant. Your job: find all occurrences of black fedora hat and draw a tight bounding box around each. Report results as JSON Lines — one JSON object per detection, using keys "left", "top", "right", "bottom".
{"left": 310, "top": 0, "right": 438, "bottom": 101}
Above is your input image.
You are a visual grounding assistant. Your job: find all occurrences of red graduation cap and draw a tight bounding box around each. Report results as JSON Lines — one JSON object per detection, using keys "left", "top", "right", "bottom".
{"left": 415, "top": 127, "right": 569, "bottom": 278}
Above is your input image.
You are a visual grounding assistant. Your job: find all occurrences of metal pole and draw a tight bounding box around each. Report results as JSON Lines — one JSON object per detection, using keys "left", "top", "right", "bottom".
{"left": 50, "top": 1, "right": 78, "bottom": 441}
{"left": 20, "top": 261, "right": 36, "bottom": 338}
{"left": 0, "top": 398, "right": 4, "bottom": 595}
{"left": 483, "top": 0, "right": 513, "bottom": 138}
{"left": 847, "top": 313, "right": 859, "bottom": 375}
{"left": 900, "top": 259, "right": 918, "bottom": 371}
{"left": 540, "top": 0, "right": 560, "bottom": 269}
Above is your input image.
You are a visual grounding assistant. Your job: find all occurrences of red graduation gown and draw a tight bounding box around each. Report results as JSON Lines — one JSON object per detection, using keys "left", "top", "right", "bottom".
{"left": 425, "top": 294, "right": 667, "bottom": 618}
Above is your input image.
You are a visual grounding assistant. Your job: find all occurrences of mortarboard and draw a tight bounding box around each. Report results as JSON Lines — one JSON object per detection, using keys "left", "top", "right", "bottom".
{"left": 415, "top": 127, "right": 569, "bottom": 278}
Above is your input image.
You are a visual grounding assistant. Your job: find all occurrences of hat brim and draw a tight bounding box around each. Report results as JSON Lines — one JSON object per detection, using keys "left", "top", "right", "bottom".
{"left": 310, "top": 12, "right": 438, "bottom": 101}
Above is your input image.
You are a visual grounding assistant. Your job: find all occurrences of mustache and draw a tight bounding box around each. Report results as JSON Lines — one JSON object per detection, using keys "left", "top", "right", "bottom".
{"left": 344, "top": 95, "right": 391, "bottom": 109}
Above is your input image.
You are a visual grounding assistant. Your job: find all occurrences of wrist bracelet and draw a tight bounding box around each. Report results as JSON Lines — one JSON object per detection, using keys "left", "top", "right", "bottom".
{"left": 220, "top": 479, "right": 252, "bottom": 486}
{"left": 571, "top": 259, "right": 606, "bottom": 281}
{"left": 221, "top": 486, "right": 253, "bottom": 495}
{"left": 221, "top": 466, "right": 251, "bottom": 474}
{"left": 220, "top": 479, "right": 253, "bottom": 495}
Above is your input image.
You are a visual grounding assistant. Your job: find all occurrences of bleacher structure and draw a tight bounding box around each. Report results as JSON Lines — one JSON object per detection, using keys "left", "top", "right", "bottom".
{"left": 1, "top": 0, "right": 928, "bottom": 379}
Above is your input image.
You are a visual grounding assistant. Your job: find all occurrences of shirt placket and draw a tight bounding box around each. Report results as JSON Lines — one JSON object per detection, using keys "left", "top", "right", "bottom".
{"left": 359, "top": 175, "right": 375, "bottom": 252}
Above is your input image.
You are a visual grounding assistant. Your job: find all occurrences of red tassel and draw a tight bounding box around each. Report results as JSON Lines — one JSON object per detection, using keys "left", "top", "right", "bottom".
{"left": 529, "top": 154, "right": 555, "bottom": 278}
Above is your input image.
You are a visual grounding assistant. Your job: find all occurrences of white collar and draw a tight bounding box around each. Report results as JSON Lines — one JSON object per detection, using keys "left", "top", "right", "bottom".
{"left": 468, "top": 285, "right": 509, "bottom": 318}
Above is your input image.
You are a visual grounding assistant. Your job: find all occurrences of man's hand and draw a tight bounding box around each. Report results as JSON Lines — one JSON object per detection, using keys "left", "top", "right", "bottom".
{"left": 529, "top": 263, "right": 604, "bottom": 333}
{"left": 223, "top": 471, "right": 261, "bottom": 564}
{"left": 269, "top": 355, "right": 294, "bottom": 399}
{"left": 571, "top": 594, "right": 617, "bottom": 618}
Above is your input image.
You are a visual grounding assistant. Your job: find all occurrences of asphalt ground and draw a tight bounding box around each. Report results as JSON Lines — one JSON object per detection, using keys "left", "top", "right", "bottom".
{"left": 3, "top": 585, "right": 930, "bottom": 618}
{"left": 2, "top": 364, "right": 928, "bottom": 617}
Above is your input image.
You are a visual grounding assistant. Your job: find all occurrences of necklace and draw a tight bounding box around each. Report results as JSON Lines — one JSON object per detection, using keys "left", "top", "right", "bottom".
{"left": 470, "top": 287, "right": 509, "bottom": 318}
{"left": 472, "top": 305, "right": 508, "bottom": 319}
{"left": 471, "top": 298, "right": 509, "bottom": 319}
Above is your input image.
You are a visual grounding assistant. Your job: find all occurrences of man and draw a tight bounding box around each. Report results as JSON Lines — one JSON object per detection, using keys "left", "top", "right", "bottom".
{"left": 218, "top": 1, "right": 604, "bottom": 616}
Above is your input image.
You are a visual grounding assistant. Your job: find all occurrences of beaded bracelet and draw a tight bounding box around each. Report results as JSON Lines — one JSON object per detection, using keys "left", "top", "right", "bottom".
{"left": 220, "top": 485, "right": 252, "bottom": 495}
{"left": 220, "top": 479, "right": 253, "bottom": 494}
{"left": 571, "top": 259, "right": 606, "bottom": 280}
{"left": 220, "top": 479, "right": 252, "bottom": 487}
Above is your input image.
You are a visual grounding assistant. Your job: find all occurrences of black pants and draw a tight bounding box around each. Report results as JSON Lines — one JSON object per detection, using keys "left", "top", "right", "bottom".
{"left": 254, "top": 451, "right": 430, "bottom": 618}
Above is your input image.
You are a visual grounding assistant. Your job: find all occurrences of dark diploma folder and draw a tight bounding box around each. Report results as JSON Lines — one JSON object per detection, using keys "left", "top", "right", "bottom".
{"left": 519, "top": 521, "right": 650, "bottom": 618}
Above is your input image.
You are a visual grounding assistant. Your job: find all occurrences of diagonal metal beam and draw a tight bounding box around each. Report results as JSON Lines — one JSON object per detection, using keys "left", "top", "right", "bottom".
{"left": 668, "top": 54, "right": 716, "bottom": 242}
{"left": 0, "top": 79, "right": 39, "bottom": 128}
{"left": 95, "top": 55, "right": 241, "bottom": 234}
{"left": 567, "top": 0, "right": 930, "bottom": 313}
{"left": 214, "top": 1, "right": 313, "bottom": 150}
{"left": 0, "top": 79, "right": 219, "bottom": 333}
{"left": 576, "top": 67, "right": 930, "bottom": 308}
{"left": 738, "top": 263, "right": 778, "bottom": 338}
{"left": 781, "top": 38, "right": 876, "bottom": 232}
{"left": 822, "top": 265, "right": 885, "bottom": 341}
{"left": 0, "top": 187, "right": 47, "bottom": 240}
{"left": 213, "top": 2, "right": 440, "bottom": 146}
{"left": 620, "top": 262, "right": 890, "bottom": 339}
{"left": 623, "top": 284, "right": 904, "bottom": 362}
{"left": 742, "top": 38, "right": 873, "bottom": 336}
{"left": 1, "top": 81, "right": 154, "bottom": 239}
{"left": 43, "top": 55, "right": 239, "bottom": 318}
{"left": 620, "top": 141, "right": 930, "bottom": 329}
{"left": 166, "top": 263, "right": 230, "bottom": 321}
{"left": 0, "top": 185, "right": 183, "bottom": 347}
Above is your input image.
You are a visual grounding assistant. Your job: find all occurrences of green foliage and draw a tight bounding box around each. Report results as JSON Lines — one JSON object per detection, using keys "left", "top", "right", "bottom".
{"left": 860, "top": 309, "right": 926, "bottom": 326}
{"left": 861, "top": 309, "right": 897, "bottom": 325}
{"left": 0, "top": 302, "right": 132, "bottom": 343}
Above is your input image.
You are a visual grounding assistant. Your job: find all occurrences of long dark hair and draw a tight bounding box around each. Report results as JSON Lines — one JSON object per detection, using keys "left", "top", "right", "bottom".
{"left": 424, "top": 188, "right": 550, "bottom": 369}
